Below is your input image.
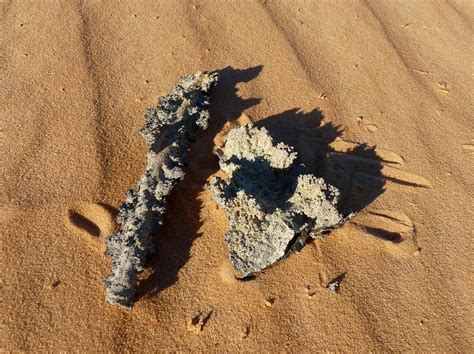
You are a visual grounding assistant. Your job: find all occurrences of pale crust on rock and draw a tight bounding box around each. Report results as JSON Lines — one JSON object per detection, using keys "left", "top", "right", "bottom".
{"left": 209, "top": 125, "right": 348, "bottom": 278}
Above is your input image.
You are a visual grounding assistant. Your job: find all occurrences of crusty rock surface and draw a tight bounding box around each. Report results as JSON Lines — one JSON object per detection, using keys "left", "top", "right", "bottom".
{"left": 105, "top": 72, "right": 218, "bottom": 308}
{"left": 209, "top": 124, "right": 349, "bottom": 278}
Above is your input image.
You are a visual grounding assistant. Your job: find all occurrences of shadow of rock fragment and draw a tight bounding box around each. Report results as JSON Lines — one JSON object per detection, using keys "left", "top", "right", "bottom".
{"left": 255, "top": 109, "right": 386, "bottom": 218}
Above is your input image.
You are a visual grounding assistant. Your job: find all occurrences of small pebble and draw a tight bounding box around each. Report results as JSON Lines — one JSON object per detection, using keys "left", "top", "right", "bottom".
{"left": 264, "top": 297, "right": 275, "bottom": 307}
{"left": 187, "top": 310, "right": 212, "bottom": 334}
{"left": 305, "top": 285, "right": 317, "bottom": 297}
{"left": 366, "top": 124, "right": 378, "bottom": 132}
{"left": 47, "top": 280, "right": 60, "bottom": 290}
{"left": 327, "top": 273, "right": 346, "bottom": 293}
{"left": 241, "top": 325, "right": 250, "bottom": 339}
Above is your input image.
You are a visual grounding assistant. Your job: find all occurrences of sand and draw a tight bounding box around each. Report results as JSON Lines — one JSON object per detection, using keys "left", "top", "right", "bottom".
{"left": 1, "top": 0, "right": 473, "bottom": 351}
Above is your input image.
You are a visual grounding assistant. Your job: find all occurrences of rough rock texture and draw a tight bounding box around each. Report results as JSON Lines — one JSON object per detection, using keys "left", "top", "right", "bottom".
{"left": 209, "top": 125, "right": 349, "bottom": 278}
{"left": 105, "top": 72, "right": 218, "bottom": 308}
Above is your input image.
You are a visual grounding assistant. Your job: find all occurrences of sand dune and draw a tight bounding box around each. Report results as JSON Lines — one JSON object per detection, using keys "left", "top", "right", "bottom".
{"left": 1, "top": 0, "right": 473, "bottom": 351}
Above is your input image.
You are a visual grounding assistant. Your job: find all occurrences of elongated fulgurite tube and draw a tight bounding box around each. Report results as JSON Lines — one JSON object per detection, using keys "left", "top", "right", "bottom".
{"left": 105, "top": 72, "right": 218, "bottom": 308}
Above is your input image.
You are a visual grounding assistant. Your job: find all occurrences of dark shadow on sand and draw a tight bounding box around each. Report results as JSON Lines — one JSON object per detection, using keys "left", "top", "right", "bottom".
{"left": 255, "top": 108, "right": 386, "bottom": 218}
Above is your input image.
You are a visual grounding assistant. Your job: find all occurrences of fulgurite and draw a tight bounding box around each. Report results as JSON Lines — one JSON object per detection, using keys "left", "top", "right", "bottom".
{"left": 105, "top": 72, "right": 218, "bottom": 308}
{"left": 208, "top": 124, "right": 351, "bottom": 278}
